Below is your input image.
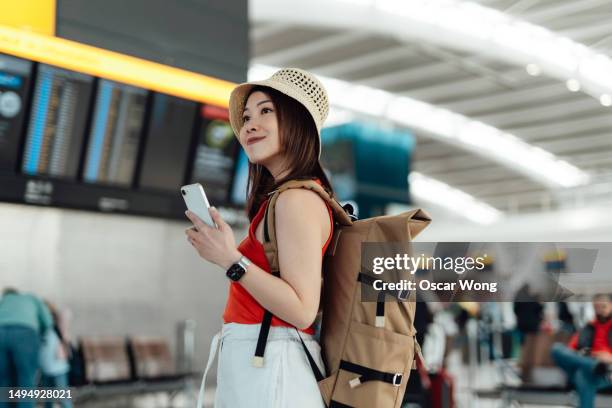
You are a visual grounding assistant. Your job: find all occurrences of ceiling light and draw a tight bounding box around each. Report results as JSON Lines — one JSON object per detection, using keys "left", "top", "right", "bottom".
{"left": 566, "top": 79, "right": 581, "bottom": 92}
{"left": 600, "top": 94, "right": 612, "bottom": 107}
{"left": 526, "top": 64, "right": 541, "bottom": 76}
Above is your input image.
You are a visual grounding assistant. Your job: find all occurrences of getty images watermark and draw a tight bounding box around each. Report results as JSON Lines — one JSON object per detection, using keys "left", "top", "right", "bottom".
{"left": 359, "top": 242, "right": 605, "bottom": 302}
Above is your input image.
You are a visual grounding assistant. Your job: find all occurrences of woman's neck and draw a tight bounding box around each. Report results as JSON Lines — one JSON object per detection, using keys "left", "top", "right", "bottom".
{"left": 266, "top": 158, "right": 291, "bottom": 182}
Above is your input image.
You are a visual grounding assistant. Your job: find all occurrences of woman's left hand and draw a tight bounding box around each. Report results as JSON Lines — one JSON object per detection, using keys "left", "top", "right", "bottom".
{"left": 185, "top": 207, "right": 241, "bottom": 269}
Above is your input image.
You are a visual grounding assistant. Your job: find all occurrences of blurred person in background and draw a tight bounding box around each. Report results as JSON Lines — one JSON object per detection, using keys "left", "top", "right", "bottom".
{"left": 0, "top": 287, "right": 53, "bottom": 408}
{"left": 402, "top": 298, "right": 434, "bottom": 406}
{"left": 558, "top": 301, "right": 577, "bottom": 335}
{"left": 551, "top": 293, "right": 612, "bottom": 408}
{"left": 513, "top": 284, "right": 544, "bottom": 383}
{"left": 39, "top": 301, "right": 72, "bottom": 408}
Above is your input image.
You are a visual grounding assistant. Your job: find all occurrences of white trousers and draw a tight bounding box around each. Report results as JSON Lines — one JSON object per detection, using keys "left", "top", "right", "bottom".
{"left": 197, "top": 323, "right": 326, "bottom": 408}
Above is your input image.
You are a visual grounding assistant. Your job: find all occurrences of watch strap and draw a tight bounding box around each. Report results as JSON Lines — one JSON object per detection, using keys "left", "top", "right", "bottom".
{"left": 238, "top": 256, "right": 251, "bottom": 270}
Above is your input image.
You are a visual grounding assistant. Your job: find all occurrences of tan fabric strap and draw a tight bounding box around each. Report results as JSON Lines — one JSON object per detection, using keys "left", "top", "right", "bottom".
{"left": 263, "top": 179, "right": 353, "bottom": 273}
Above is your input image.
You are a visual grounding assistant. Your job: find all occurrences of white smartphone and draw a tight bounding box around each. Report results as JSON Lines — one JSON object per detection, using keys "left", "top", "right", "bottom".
{"left": 180, "top": 183, "right": 216, "bottom": 228}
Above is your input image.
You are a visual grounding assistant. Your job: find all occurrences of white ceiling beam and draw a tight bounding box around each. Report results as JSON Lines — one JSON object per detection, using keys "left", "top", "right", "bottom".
{"left": 409, "top": 172, "right": 504, "bottom": 222}
{"left": 589, "top": 34, "right": 612, "bottom": 51}
{"left": 476, "top": 98, "right": 604, "bottom": 129}
{"left": 359, "top": 63, "right": 455, "bottom": 89}
{"left": 525, "top": 0, "right": 612, "bottom": 24}
{"left": 401, "top": 74, "right": 509, "bottom": 101}
{"left": 536, "top": 132, "right": 612, "bottom": 154}
{"left": 564, "top": 151, "right": 612, "bottom": 168}
{"left": 414, "top": 179, "right": 547, "bottom": 210}
{"left": 463, "top": 185, "right": 533, "bottom": 202}
{"left": 502, "top": 0, "right": 542, "bottom": 16}
{"left": 559, "top": 20, "right": 612, "bottom": 43}
{"left": 414, "top": 154, "right": 492, "bottom": 173}
{"left": 310, "top": 45, "right": 417, "bottom": 76}
{"left": 477, "top": 0, "right": 505, "bottom": 5}
{"left": 358, "top": 45, "right": 518, "bottom": 90}
{"left": 413, "top": 43, "right": 520, "bottom": 86}
{"left": 476, "top": 0, "right": 505, "bottom": 5}
{"left": 252, "top": 30, "right": 371, "bottom": 65}
{"left": 446, "top": 83, "right": 569, "bottom": 115}
{"left": 485, "top": 190, "right": 551, "bottom": 207}
{"left": 509, "top": 114, "right": 612, "bottom": 140}
{"left": 463, "top": 180, "right": 545, "bottom": 197}
{"left": 411, "top": 166, "right": 547, "bottom": 201}
{"left": 547, "top": 13, "right": 612, "bottom": 35}
{"left": 394, "top": 60, "right": 543, "bottom": 102}
{"left": 424, "top": 166, "right": 516, "bottom": 185}
{"left": 401, "top": 59, "right": 580, "bottom": 104}
{"left": 413, "top": 140, "right": 461, "bottom": 159}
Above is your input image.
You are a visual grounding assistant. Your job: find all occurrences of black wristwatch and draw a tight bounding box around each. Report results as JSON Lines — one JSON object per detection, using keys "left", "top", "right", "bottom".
{"left": 226, "top": 256, "right": 251, "bottom": 281}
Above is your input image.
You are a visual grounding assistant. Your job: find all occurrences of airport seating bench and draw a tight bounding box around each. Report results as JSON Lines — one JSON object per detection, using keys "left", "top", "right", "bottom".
{"left": 476, "top": 384, "right": 612, "bottom": 408}
{"left": 67, "top": 335, "right": 197, "bottom": 404}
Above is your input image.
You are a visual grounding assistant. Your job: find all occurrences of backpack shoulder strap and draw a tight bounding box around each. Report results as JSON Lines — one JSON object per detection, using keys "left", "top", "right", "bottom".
{"left": 252, "top": 179, "right": 352, "bottom": 367}
{"left": 262, "top": 179, "right": 352, "bottom": 273}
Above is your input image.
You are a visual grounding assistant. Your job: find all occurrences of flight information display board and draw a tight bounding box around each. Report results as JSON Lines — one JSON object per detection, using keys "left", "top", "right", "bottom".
{"left": 21, "top": 64, "right": 93, "bottom": 179}
{"left": 0, "top": 54, "right": 244, "bottom": 218}
{"left": 190, "top": 107, "right": 239, "bottom": 204}
{"left": 0, "top": 54, "right": 33, "bottom": 174}
{"left": 83, "top": 79, "right": 147, "bottom": 186}
{"left": 139, "top": 93, "right": 197, "bottom": 192}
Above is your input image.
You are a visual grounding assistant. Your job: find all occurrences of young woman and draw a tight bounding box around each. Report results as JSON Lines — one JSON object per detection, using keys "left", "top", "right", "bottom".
{"left": 187, "top": 68, "right": 334, "bottom": 407}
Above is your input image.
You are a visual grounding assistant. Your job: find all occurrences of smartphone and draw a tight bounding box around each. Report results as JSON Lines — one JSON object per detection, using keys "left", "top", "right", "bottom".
{"left": 180, "top": 183, "right": 216, "bottom": 228}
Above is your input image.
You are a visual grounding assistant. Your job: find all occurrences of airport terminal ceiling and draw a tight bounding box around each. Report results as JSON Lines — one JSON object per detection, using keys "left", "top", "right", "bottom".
{"left": 250, "top": 0, "right": 612, "bottom": 215}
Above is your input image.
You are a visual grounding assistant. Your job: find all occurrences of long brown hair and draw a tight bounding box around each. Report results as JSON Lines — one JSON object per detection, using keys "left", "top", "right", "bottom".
{"left": 244, "top": 85, "right": 333, "bottom": 220}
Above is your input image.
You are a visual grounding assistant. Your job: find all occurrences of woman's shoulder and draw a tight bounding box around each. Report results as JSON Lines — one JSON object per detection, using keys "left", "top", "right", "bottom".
{"left": 275, "top": 188, "right": 332, "bottom": 241}
{"left": 275, "top": 187, "right": 329, "bottom": 214}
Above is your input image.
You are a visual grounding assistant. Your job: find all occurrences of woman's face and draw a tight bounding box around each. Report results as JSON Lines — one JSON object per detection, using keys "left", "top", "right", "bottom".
{"left": 239, "top": 91, "right": 283, "bottom": 167}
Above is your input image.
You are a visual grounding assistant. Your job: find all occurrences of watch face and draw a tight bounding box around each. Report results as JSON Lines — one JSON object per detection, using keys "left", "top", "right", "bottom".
{"left": 227, "top": 263, "right": 245, "bottom": 281}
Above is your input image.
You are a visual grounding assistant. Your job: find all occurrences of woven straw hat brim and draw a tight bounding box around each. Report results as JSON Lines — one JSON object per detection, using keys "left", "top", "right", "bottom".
{"left": 229, "top": 78, "right": 323, "bottom": 138}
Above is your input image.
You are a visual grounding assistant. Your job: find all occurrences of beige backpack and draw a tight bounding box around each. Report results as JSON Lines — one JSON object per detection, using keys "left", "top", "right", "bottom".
{"left": 255, "top": 179, "right": 432, "bottom": 408}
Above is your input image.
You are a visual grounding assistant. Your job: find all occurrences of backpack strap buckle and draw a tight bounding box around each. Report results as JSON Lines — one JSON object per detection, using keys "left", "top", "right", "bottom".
{"left": 392, "top": 373, "right": 403, "bottom": 386}
{"left": 398, "top": 289, "right": 409, "bottom": 301}
{"left": 341, "top": 360, "right": 405, "bottom": 388}
{"left": 348, "top": 376, "right": 362, "bottom": 388}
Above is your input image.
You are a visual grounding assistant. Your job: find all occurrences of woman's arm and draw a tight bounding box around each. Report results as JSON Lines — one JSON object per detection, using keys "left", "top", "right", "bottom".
{"left": 238, "top": 189, "right": 330, "bottom": 329}
{"left": 185, "top": 189, "right": 330, "bottom": 329}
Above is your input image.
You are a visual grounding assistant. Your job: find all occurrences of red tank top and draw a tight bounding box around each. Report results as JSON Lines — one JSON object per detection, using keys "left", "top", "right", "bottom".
{"left": 222, "top": 188, "right": 334, "bottom": 335}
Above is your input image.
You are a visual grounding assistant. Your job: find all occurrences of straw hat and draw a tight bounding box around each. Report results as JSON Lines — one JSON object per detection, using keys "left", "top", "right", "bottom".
{"left": 228, "top": 68, "right": 329, "bottom": 143}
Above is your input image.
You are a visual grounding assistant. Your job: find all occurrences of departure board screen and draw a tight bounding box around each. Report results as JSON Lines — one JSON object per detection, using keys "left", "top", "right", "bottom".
{"left": 190, "top": 109, "right": 238, "bottom": 204}
{"left": 139, "top": 93, "right": 197, "bottom": 192}
{"left": 21, "top": 64, "right": 93, "bottom": 179}
{"left": 83, "top": 79, "right": 147, "bottom": 186}
{"left": 0, "top": 54, "right": 32, "bottom": 173}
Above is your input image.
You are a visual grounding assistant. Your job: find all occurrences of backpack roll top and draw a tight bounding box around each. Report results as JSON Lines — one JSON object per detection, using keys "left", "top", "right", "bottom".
{"left": 364, "top": 209, "right": 431, "bottom": 242}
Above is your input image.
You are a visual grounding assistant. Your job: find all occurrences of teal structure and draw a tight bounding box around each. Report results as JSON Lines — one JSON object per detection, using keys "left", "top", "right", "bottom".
{"left": 321, "top": 122, "right": 415, "bottom": 218}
